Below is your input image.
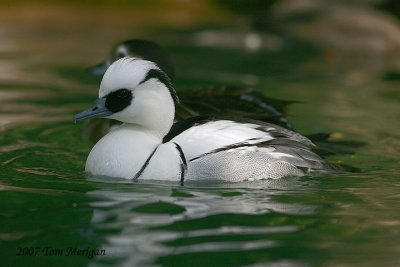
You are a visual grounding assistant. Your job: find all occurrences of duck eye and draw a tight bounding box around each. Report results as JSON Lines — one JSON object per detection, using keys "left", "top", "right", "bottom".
{"left": 105, "top": 88, "right": 133, "bottom": 113}
{"left": 117, "top": 89, "right": 129, "bottom": 98}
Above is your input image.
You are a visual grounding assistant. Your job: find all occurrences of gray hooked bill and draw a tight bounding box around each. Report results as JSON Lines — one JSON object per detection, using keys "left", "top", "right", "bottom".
{"left": 74, "top": 97, "right": 112, "bottom": 122}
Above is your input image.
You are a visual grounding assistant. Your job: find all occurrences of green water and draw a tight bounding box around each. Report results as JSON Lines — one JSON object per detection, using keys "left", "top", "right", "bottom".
{"left": 1, "top": 5, "right": 400, "bottom": 267}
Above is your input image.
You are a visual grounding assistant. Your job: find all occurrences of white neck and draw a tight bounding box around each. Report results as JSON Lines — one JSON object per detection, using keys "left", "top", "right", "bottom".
{"left": 137, "top": 82, "right": 175, "bottom": 138}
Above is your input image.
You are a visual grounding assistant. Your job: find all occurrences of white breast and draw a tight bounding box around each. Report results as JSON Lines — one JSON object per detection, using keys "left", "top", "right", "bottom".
{"left": 85, "top": 124, "right": 183, "bottom": 181}
{"left": 140, "top": 143, "right": 183, "bottom": 181}
{"left": 85, "top": 125, "right": 160, "bottom": 179}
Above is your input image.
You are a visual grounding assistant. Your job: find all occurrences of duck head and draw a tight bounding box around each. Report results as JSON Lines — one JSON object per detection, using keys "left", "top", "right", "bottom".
{"left": 75, "top": 57, "right": 179, "bottom": 138}
{"left": 87, "top": 39, "right": 175, "bottom": 81}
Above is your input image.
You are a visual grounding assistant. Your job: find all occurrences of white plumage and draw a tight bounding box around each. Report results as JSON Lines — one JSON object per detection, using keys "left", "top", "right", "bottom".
{"left": 75, "top": 57, "right": 331, "bottom": 182}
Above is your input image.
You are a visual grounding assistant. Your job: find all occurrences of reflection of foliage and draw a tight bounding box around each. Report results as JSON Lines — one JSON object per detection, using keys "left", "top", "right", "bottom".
{"left": 383, "top": 71, "right": 400, "bottom": 81}
{"left": 214, "top": 0, "right": 280, "bottom": 29}
{"left": 375, "top": 0, "right": 400, "bottom": 17}
{"left": 132, "top": 201, "right": 186, "bottom": 215}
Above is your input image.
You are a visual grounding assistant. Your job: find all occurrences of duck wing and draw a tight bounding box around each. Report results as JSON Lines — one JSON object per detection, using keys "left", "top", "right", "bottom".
{"left": 167, "top": 116, "right": 317, "bottom": 162}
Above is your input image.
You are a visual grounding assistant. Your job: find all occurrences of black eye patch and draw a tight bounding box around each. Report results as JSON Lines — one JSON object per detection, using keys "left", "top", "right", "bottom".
{"left": 105, "top": 89, "right": 133, "bottom": 113}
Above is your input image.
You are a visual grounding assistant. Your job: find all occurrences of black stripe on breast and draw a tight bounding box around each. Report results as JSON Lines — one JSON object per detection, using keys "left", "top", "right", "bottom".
{"left": 132, "top": 145, "right": 159, "bottom": 180}
{"left": 173, "top": 142, "right": 187, "bottom": 184}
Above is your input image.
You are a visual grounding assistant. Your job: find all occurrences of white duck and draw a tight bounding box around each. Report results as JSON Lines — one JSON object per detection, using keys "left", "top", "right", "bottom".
{"left": 75, "top": 57, "right": 332, "bottom": 182}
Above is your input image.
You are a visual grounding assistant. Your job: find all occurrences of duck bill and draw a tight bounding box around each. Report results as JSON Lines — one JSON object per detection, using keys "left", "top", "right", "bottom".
{"left": 86, "top": 61, "right": 108, "bottom": 76}
{"left": 74, "top": 97, "right": 112, "bottom": 122}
